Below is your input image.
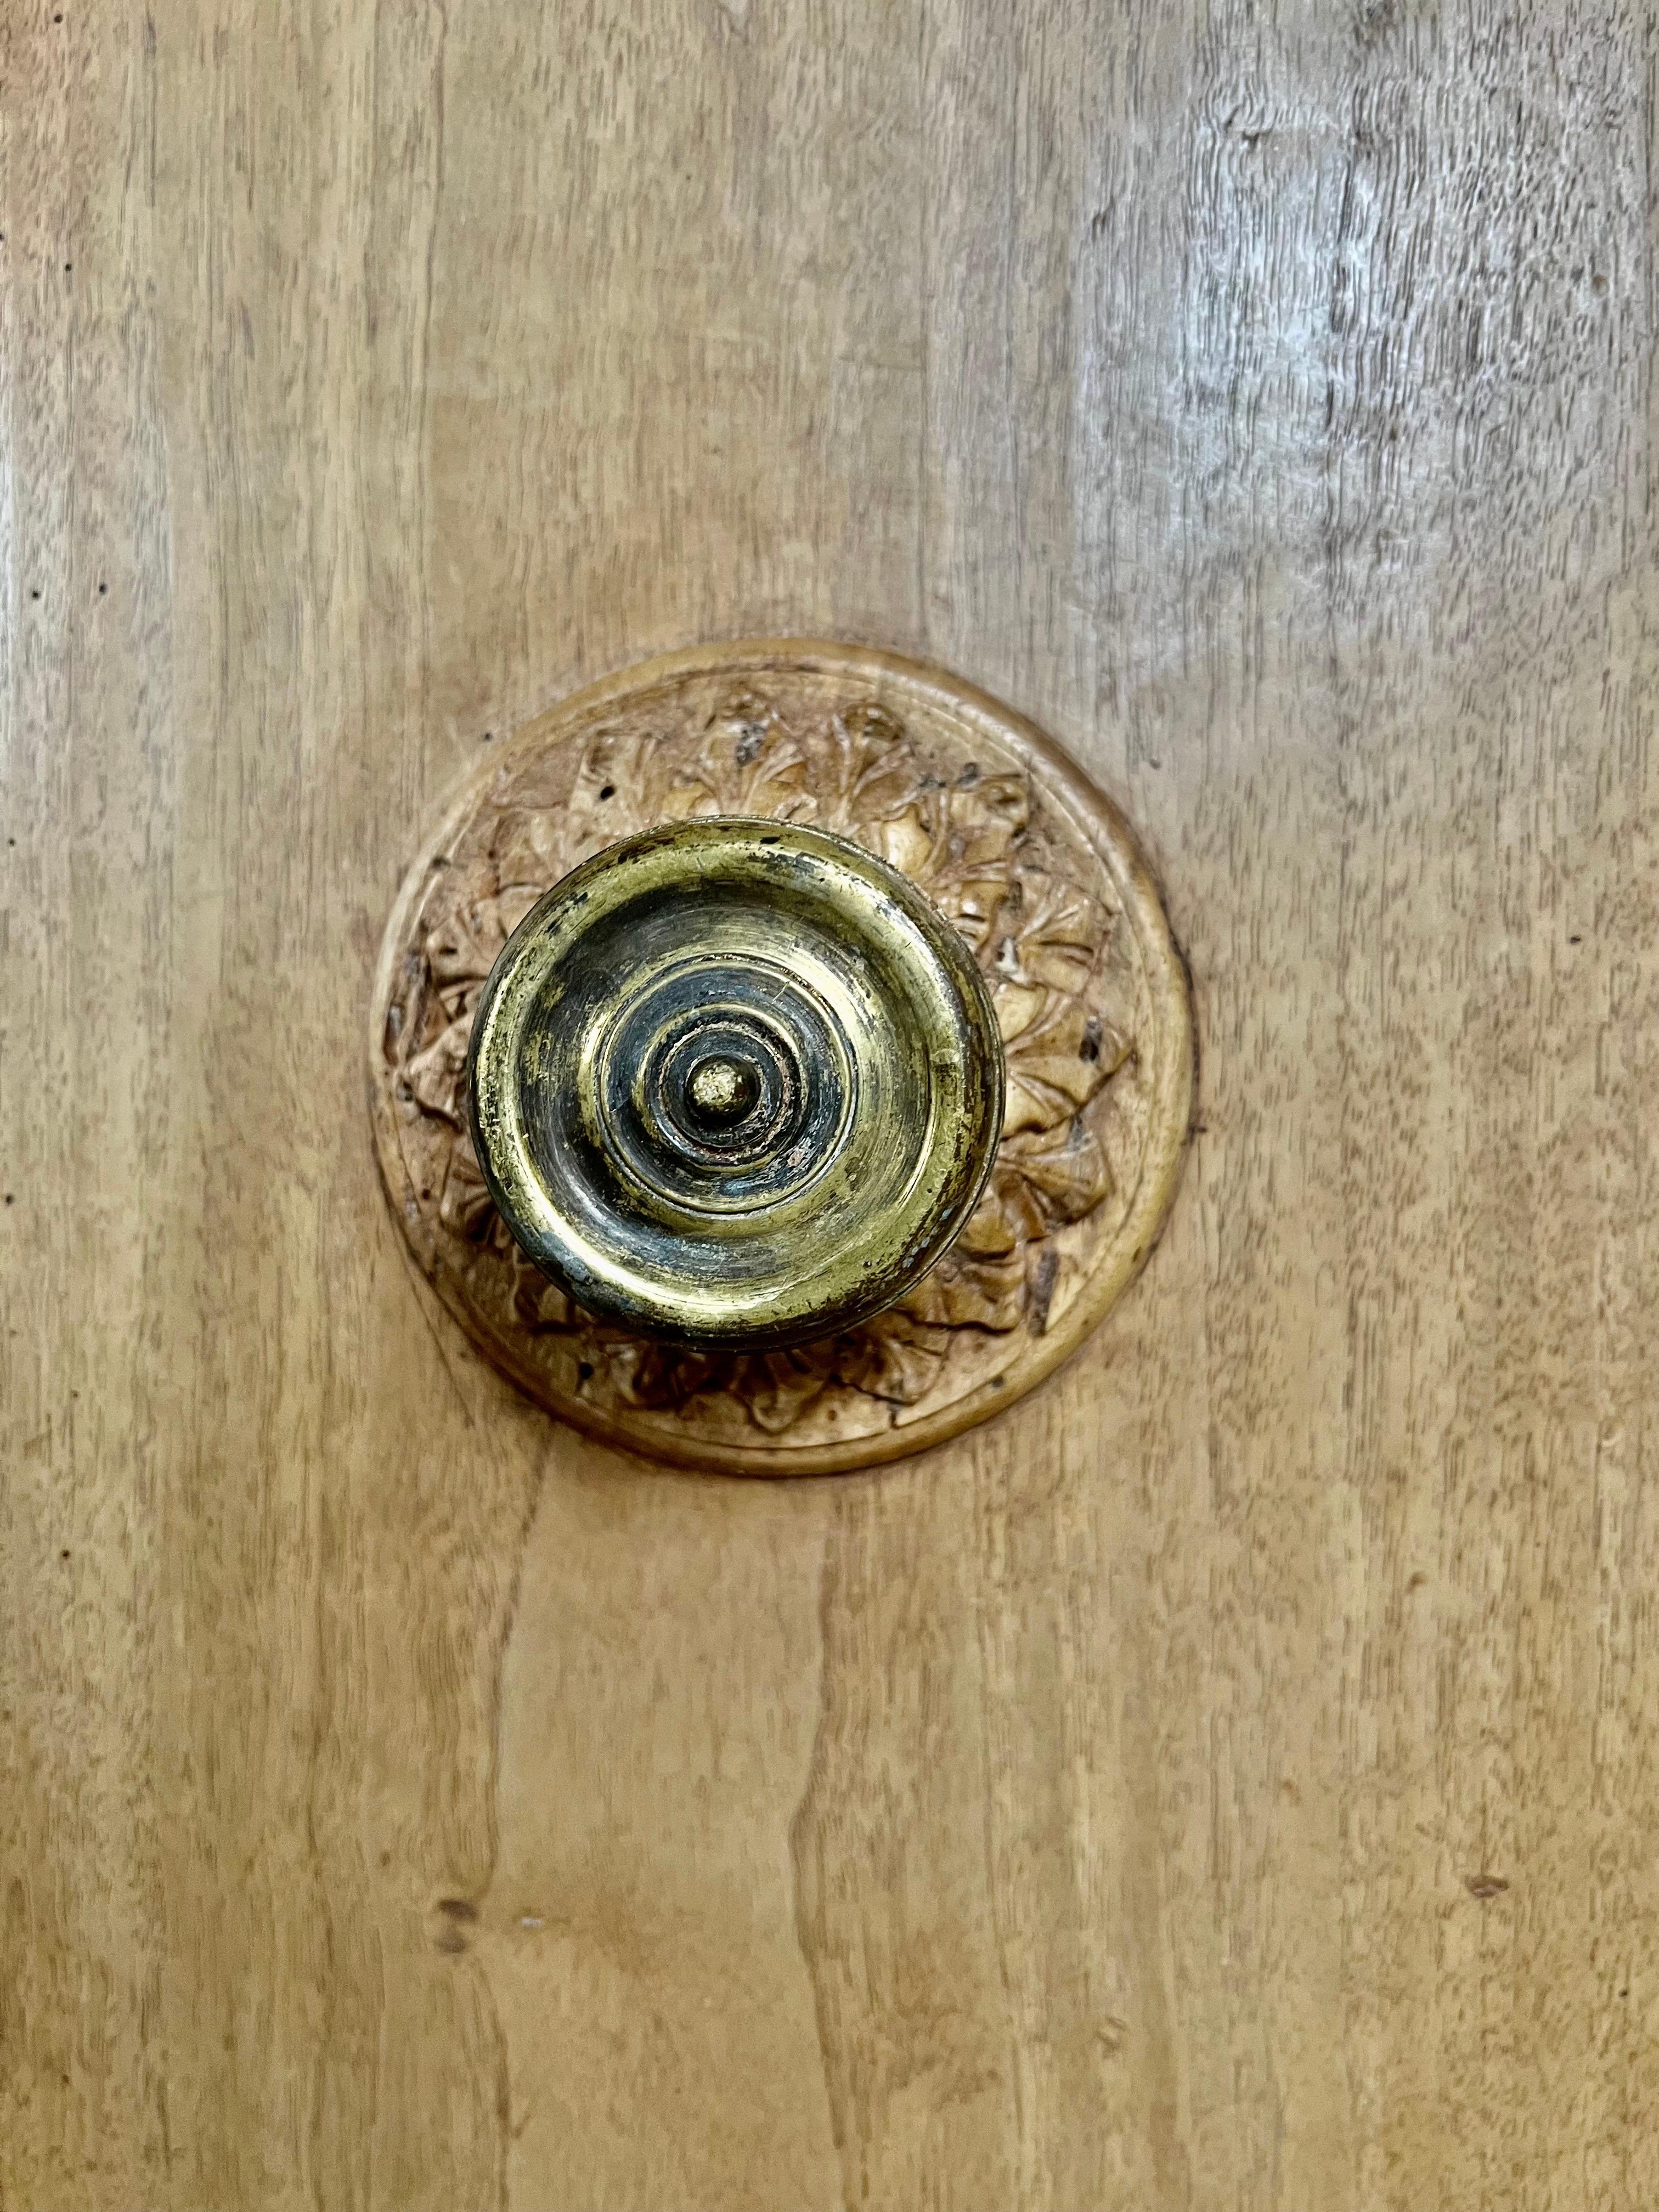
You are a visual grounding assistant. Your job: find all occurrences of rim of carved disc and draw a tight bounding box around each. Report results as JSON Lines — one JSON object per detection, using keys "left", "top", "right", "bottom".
{"left": 368, "top": 638, "right": 1195, "bottom": 1474}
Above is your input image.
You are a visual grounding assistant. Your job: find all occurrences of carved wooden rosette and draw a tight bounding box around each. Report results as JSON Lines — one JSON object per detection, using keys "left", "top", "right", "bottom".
{"left": 369, "top": 642, "right": 1193, "bottom": 1472}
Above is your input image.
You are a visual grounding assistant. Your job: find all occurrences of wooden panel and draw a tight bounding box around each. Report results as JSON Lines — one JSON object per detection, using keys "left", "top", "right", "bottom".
{"left": 3, "top": 2, "right": 1655, "bottom": 2207}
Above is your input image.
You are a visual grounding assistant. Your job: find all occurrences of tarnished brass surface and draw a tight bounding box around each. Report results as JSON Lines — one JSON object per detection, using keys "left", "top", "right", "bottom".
{"left": 467, "top": 817, "right": 1006, "bottom": 1350}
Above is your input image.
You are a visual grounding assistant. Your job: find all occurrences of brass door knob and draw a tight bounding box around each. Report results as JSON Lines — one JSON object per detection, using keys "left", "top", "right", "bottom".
{"left": 467, "top": 816, "right": 1005, "bottom": 1349}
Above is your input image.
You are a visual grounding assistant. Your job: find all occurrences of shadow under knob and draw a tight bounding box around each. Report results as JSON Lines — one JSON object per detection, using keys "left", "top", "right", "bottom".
{"left": 466, "top": 816, "right": 1006, "bottom": 1350}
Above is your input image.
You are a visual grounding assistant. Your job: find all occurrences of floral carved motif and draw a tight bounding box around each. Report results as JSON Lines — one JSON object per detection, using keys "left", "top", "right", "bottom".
{"left": 371, "top": 648, "right": 1188, "bottom": 1471}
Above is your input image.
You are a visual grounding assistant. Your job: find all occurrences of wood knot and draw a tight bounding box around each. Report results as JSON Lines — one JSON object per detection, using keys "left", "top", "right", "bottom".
{"left": 430, "top": 1895, "right": 479, "bottom": 1953}
{"left": 1464, "top": 1873, "right": 1509, "bottom": 1901}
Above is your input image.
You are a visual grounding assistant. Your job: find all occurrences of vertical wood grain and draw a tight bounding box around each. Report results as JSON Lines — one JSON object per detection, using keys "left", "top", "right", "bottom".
{"left": 3, "top": 2, "right": 1656, "bottom": 2208}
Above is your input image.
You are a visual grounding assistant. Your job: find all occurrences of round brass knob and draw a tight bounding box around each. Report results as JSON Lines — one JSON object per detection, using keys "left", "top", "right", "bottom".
{"left": 466, "top": 816, "right": 1006, "bottom": 1350}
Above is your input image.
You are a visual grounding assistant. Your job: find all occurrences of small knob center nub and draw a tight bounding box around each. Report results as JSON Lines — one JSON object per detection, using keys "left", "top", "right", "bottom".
{"left": 684, "top": 1052, "right": 761, "bottom": 1131}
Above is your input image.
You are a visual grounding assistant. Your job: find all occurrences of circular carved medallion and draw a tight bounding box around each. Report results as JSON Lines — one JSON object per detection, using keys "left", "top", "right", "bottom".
{"left": 369, "top": 641, "right": 1193, "bottom": 1473}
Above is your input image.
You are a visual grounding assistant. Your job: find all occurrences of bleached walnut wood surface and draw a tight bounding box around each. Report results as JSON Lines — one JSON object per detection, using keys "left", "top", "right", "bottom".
{"left": 3, "top": 2, "right": 1656, "bottom": 2208}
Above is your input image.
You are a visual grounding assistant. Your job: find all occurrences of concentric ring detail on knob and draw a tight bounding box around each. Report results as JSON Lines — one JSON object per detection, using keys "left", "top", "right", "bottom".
{"left": 466, "top": 817, "right": 1006, "bottom": 1349}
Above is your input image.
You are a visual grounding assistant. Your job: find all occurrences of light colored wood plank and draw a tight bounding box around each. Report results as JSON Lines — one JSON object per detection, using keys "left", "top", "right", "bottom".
{"left": 3, "top": 1, "right": 1656, "bottom": 2207}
